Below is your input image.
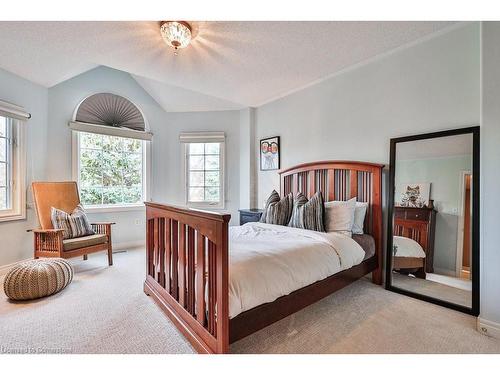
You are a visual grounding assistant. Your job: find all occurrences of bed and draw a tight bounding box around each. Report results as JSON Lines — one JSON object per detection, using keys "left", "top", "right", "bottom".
{"left": 144, "top": 160, "right": 383, "bottom": 353}
{"left": 228, "top": 222, "right": 367, "bottom": 319}
{"left": 392, "top": 218, "right": 429, "bottom": 278}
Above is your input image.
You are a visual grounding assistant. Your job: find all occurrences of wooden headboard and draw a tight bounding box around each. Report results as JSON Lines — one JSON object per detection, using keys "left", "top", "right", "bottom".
{"left": 279, "top": 160, "right": 384, "bottom": 283}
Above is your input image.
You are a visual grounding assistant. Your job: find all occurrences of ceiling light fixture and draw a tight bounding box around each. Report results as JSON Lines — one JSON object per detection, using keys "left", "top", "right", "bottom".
{"left": 160, "top": 21, "right": 192, "bottom": 55}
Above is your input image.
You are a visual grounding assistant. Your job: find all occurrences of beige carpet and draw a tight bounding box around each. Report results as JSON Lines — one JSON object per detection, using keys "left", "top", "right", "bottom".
{"left": 1, "top": 249, "right": 499, "bottom": 354}
{"left": 392, "top": 272, "right": 472, "bottom": 308}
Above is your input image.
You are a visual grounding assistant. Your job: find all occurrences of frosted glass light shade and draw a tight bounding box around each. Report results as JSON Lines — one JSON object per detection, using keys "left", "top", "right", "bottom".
{"left": 160, "top": 21, "right": 192, "bottom": 50}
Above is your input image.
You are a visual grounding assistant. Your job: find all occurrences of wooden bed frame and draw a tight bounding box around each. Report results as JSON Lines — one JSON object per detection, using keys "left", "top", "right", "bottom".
{"left": 392, "top": 218, "right": 429, "bottom": 278}
{"left": 144, "top": 160, "right": 384, "bottom": 353}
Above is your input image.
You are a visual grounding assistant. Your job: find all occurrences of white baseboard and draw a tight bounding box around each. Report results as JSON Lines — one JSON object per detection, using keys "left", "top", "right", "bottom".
{"left": 477, "top": 317, "right": 500, "bottom": 339}
{"left": 0, "top": 240, "right": 144, "bottom": 276}
{"left": 113, "top": 240, "right": 144, "bottom": 251}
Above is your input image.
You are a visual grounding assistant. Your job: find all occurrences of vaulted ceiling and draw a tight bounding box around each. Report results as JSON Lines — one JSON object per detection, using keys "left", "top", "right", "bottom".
{"left": 0, "top": 21, "right": 457, "bottom": 111}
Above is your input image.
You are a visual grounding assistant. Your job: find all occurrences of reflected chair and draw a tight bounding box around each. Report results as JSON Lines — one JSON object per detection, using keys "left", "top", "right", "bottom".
{"left": 31, "top": 181, "right": 114, "bottom": 265}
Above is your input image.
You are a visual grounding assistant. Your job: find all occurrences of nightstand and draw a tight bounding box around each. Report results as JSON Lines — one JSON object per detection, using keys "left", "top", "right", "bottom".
{"left": 239, "top": 209, "right": 264, "bottom": 225}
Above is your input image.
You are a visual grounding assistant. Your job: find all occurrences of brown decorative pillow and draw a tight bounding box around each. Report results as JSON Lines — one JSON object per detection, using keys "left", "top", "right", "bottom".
{"left": 260, "top": 190, "right": 293, "bottom": 226}
{"left": 288, "top": 192, "right": 325, "bottom": 232}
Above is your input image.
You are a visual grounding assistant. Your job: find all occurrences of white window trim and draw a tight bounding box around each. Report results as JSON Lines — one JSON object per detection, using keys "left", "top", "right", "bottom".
{"left": 182, "top": 140, "right": 226, "bottom": 210}
{"left": 71, "top": 130, "right": 151, "bottom": 213}
{"left": 69, "top": 121, "right": 153, "bottom": 141}
{"left": 0, "top": 118, "right": 26, "bottom": 222}
{"left": 0, "top": 99, "right": 31, "bottom": 121}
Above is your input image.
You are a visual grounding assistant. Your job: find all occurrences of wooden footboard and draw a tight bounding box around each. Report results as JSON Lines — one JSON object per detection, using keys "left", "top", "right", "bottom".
{"left": 144, "top": 202, "right": 230, "bottom": 354}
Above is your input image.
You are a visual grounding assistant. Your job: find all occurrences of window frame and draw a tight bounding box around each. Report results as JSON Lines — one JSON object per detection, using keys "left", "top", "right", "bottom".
{"left": 0, "top": 116, "right": 26, "bottom": 222}
{"left": 183, "top": 141, "right": 225, "bottom": 209}
{"left": 71, "top": 130, "right": 151, "bottom": 213}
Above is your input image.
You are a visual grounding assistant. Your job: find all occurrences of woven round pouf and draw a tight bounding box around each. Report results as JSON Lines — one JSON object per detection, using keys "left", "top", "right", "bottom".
{"left": 3, "top": 258, "right": 73, "bottom": 301}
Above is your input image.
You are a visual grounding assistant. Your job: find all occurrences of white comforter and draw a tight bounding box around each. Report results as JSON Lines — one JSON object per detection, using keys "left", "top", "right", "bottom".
{"left": 228, "top": 222, "right": 365, "bottom": 318}
{"left": 393, "top": 236, "right": 426, "bottom": 258}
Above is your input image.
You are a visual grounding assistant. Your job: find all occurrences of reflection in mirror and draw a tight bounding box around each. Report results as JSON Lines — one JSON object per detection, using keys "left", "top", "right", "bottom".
{"left": 391, "top": 133, "right": 473, "bottom": 308}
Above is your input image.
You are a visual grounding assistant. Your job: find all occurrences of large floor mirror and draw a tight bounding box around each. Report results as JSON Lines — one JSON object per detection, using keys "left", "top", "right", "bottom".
{"left": 386, "top": 127, "right": 479, "bottom": 315}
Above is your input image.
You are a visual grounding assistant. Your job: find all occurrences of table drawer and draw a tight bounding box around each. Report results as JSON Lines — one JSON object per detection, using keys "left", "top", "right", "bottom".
{"left": 406, "top": 209, "right": 429, "bottom": 221}
{"left": 394, "top": 209, "right": 405, "bottom": 219}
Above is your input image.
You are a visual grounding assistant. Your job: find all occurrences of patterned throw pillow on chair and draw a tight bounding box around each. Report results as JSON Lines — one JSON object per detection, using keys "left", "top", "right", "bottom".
{"left": 51, "top": 204, "right": 95, "bottom": 239}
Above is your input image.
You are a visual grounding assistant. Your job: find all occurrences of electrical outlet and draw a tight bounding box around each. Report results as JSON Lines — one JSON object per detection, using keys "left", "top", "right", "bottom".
{"left": 134, "top": 219, "right": 141, "bottom": 226}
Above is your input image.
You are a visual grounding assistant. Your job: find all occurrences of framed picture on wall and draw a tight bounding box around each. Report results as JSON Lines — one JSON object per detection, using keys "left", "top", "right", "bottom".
{"left": 395, "top": 182, "right": 431, "bottom": 208}
{"left": 260, "top": 136, "right": 280, "bottom": 171}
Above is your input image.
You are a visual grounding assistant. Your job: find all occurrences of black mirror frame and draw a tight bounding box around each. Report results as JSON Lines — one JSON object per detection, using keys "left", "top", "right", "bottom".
{"left": 386, "top": 126, "right": 480, "bottom": 316}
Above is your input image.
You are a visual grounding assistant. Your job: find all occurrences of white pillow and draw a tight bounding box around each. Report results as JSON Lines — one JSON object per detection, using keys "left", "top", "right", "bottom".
{"left": 324, "top": 197, "right": 356, "bottom": 236}
{"left": 352, "top": 202, "right": 369, "bottom": 234}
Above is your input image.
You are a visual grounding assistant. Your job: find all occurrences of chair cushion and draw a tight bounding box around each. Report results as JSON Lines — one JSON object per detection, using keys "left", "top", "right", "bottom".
{"left": 63, "top": 234, "right": 108, "bottom": 251}
{"left": 4, "top": 258, "right": 73, "bottom": 301}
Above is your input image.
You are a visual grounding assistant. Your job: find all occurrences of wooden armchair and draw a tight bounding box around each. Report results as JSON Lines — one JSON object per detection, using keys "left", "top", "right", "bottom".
{"left": 31, "top": 181, "right": 114, "bottom": 265}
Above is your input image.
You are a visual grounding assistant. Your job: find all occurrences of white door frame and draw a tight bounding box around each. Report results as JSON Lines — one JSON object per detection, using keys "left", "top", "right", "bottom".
{"left": 456, "top": 170, "right": 472, "bottom": 277}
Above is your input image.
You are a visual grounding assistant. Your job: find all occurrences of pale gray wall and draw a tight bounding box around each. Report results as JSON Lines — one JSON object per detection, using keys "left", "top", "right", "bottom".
{"left": 238, "top": 108, "right": 256, "bottom": 209}
{"left": 0, "top": 68, "right": 49, "bottom": 266}
{"left": 481, "top": 22, "right": 500, "bottom": 325}
{"left": 255, "top": 23, "right": 480, "bottom": 205}
{"left": 396, "top": 155, "right": 472, "bottom": 274}
{"left": 151, "top": 110, "right": 241, "bottom": 224}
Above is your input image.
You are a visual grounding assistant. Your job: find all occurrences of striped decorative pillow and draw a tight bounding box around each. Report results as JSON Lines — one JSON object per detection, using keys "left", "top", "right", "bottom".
{"left": 260, "top": 190, "right": 294, "bottom": 226}
{"left": 288, "top": 192, "right": 325, "bottom": 232}
{"left": 260, "top": 190, "right": 279, "bottom": 223}
{"left": 51, "top": 204, "right": 95, "bottom": 239}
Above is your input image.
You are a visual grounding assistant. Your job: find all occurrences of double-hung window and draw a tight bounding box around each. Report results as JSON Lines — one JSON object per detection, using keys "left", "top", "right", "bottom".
{"left": 0, "top": 109, "right": 26, "bottom": 222}
{"left": 0, "top": 116, "right": 13, "bottom": 213}
{"left": 72, "top": 130, "right": 149, "bottom": 211}
{"left": 181, "top": 132, "right": 225, "bottom": 209}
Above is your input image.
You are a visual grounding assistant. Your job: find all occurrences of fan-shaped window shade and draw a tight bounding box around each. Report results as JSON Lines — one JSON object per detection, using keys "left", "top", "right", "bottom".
{"left": 70, "top": 93, "right": 152, "bottom": 141}
{"left": 75, "top": 93, "right": 145, "bottom": 131}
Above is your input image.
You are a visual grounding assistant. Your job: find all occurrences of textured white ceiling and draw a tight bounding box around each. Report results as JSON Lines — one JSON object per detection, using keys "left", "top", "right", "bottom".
{"left": 0, "top": 21, "right": 457, "bottom": 110}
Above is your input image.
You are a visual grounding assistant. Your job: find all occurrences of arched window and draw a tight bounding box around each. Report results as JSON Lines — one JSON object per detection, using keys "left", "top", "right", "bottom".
{"left": 74, "top": 93, "right": 146, "bottom": 131}
{"left": 70, "top": 93, "right": 151, "bottom": 210}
